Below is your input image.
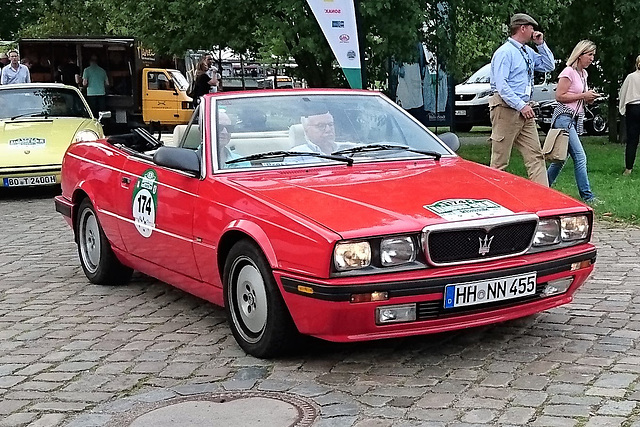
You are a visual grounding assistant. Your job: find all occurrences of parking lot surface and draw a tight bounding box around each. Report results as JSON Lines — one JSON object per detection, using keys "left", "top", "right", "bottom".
{"left": 1, "top": 187, "right": 640, "bottom": 427}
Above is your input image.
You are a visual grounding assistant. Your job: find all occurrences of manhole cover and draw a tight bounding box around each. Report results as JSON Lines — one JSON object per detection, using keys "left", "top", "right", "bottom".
{"left": 106, "top": 391, "right": 318, "bottom": 427}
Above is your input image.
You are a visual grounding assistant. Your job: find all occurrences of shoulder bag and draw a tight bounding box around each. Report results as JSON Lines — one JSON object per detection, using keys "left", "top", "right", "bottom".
{"left": 543, "top": 98, "right": 583, "bottom": 162}
{"left": 542, "top": 128, "right": 569, "bottom": 162}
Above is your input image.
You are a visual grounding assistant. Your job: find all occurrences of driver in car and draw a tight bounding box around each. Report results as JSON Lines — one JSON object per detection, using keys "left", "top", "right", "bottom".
{"left": 293, "top": 111, "right": 337, "bottom": 155}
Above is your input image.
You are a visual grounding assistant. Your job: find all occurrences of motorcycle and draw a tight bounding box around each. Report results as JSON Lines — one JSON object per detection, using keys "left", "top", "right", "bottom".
{"left": 535, "top": 98, "right": 608, "bottom": 136}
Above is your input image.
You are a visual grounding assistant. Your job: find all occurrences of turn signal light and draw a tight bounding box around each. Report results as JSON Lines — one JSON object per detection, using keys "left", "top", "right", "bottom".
{"left": 571, "top": 260, "right": 592, "bottom": 271}
{"left": 350, "top": 291, "right": 389, "bottom": 303}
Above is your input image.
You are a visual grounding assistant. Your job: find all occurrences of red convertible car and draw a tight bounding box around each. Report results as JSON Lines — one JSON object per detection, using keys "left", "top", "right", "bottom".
{"left": 55, "top": 90, "right": 596, "bottom": 358}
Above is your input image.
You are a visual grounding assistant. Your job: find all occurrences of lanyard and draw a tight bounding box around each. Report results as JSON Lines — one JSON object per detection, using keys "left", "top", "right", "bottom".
{"left": 508, "top": 39, "right": 533, "bottom": 96}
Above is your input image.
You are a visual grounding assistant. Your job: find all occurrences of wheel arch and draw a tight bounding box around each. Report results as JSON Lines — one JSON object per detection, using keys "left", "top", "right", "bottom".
{"left": 70, "top": 187, "right": 90, "bottom": 241}
{"left": 217, "top": 221, "right": 279, "bottom": 282}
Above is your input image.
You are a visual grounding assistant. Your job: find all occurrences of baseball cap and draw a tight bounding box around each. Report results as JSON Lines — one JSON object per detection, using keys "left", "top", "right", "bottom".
{"left": 510, "top": 13, "right": 538, "bottom": 27}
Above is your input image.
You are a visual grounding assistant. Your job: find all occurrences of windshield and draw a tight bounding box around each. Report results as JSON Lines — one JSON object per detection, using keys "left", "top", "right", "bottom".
{"left": 169, "top": 70, "right": 189, "bottom": 91}
{"left": 0, "top": 87, "right": 91, "bottom": 120}
{"left": 465, "top": 64, "right": 491, "bottom": 84}
{"left": 213, "top": 93, "right": 451, "bottom": 170}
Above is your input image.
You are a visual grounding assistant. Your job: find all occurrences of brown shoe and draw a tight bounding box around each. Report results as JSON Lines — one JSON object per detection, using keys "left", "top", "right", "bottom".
{"left": 623, "top": 169, "right": 632, "bottom": 176}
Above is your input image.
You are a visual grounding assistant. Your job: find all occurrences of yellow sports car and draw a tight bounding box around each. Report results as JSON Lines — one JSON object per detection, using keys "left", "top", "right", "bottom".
{"left": 1, "top": 83, "right": 107, "bottom": 187}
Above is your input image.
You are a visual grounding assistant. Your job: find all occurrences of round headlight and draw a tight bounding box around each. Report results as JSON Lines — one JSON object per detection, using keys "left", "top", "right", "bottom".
{"left": 74, "top": 129, "right": 99, "bottom": 142}
{"left": 380, "top": 236, "right": 416, "bottom": 266}
{"left": 533, "top": 218, "right": 561, "bottom": 246}
{"left": 334, "top": 241, "right": 371, "bottom": 271}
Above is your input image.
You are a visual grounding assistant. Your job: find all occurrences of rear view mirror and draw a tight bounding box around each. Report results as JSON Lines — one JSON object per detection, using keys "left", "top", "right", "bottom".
{"left": 153, "top": 146, "right": 201, "bottom": 176}
{"left": 98, "top": 111, "right": 112, "bottom": 122}
{"left": 438, "top": 132, "right": 460, "bottom": 152}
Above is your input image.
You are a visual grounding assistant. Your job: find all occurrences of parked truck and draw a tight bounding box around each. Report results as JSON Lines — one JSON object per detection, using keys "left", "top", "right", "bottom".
{"left": 18, "top": 37, "right": 194, "bottom": 133}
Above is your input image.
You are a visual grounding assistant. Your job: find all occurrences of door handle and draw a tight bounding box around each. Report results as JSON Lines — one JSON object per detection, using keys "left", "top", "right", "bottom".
{"left": 121, "top": 176, "right": 131, "bottom": 189}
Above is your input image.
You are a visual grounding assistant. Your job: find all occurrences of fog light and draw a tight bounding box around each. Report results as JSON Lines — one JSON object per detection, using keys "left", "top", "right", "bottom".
{"left": 376, "top": 304, "right": 416, "bottom": 325}
{"left": 542, "top": 278, "right": 574, "bottom": 296}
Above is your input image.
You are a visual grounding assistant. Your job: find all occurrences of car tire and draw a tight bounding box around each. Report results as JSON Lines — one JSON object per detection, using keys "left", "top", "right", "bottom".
{"left": 538, "top": 122, "right": 551, "bottom": 133}
{"left": 76, "top": 198, "right": 133, "bottom": 286}
{"left": 453, "top": 123, "right": 473, "bottom": 133}
{"left": 586, "top": 113, "right": 608, "bottom": 135}
{"left": 223, "top": 239, "right": 297, "bottom": 358}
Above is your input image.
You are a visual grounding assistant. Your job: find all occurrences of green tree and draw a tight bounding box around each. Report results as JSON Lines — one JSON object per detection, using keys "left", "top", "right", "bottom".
{"left": 547, "top": 0, "right": 640, "bottom": 142}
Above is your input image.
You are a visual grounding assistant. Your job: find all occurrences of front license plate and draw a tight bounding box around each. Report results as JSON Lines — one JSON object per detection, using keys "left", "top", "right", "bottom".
{"left": 455, "top": 110, "right": 466, "bottom": 116}
{"left": 3, "top": 175, "right": 57, "bottom": 187}
{"left": 444, "top": 272, "right": 537, "bottom": 309}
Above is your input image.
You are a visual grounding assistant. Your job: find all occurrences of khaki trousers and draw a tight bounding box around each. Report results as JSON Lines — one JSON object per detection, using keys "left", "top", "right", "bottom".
{"left": 489, "top": 94, "right": 549, "bottom": 186}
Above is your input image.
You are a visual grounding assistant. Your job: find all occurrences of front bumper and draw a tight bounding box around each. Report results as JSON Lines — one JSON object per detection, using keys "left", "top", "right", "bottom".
{"left": 277, "top": 247, "right": 596, "bottom": 342}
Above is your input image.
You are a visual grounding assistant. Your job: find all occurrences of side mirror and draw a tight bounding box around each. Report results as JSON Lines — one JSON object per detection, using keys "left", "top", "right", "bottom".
{"left": 438, "top": 132, "right": 460, "bottom": 152}
{"left": 153, "top": 146, "right": 201, "bottom": 176}
{"left": 98, "top": 111, "right": 112, "bottom": 122}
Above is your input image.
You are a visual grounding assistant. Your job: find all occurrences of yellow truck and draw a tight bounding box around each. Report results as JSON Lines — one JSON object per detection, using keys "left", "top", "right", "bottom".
{"left": 19, "top": 37, "right": 194, "bottom": 133}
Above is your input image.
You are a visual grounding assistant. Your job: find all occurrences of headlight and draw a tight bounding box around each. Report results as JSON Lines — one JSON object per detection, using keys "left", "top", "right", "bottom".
{"left": 74, "top": 129, "right": 99, "bottom": 142}
{"left": 478, "top": 90, "right": 493, "bottom": 98}
{"left": 380, "top": 236, "right": 416, "bottom": 266}
{"left": 561, "top": 215, "right": 590, "bottom": 241}
{"left": 533, "top": 218, "right": 561, "bottom": 246}
{"left": 334, "top": 241, "right": 371, "bottom": 271}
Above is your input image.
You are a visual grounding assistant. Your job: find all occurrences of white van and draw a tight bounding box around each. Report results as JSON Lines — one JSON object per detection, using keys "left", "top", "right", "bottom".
{"left": 453, "top": 63, "right": 556, "bottom": 132}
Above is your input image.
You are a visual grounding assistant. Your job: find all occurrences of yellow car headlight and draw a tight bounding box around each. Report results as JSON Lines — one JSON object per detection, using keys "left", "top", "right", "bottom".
{"left": 74, "top": 129, "right": 99, "bottom": 143}
{"left": 561, "top": 215, "right": 590, "bottom": 241}
{"left": 334, "top": 241, "right": 371, "bottom": 271}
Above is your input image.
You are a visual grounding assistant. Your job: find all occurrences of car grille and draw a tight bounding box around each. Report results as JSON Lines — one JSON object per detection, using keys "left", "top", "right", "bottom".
{"left": 424, "top": 219, "right": 537, "bottom": 265}
{"left": 416, "top": 282, "right": 546, "bottom": 320}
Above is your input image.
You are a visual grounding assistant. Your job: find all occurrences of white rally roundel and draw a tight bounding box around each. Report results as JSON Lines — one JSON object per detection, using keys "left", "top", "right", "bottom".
{"left": 133, "top": 188, "right": 156, "bottom": 238}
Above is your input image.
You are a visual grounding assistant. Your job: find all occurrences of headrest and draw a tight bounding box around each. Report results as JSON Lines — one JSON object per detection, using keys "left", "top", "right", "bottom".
{"left": 289, "top": 123, "right": 306, "bottom": 146}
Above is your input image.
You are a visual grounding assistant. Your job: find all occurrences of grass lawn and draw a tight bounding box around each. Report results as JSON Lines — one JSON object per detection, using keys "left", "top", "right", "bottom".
{"left": 456, "top": 136, "right": 640, "bottom": 225}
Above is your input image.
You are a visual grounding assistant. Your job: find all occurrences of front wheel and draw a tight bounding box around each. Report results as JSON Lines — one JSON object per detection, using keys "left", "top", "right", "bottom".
{"left": 452, "top": 123, "right": 473, "bottom": 133}
{"left": 223, "top": 239, "right": 297, "bottom": 358}
{"left": 76, "top": 198, "right": 133, "bottom": 285}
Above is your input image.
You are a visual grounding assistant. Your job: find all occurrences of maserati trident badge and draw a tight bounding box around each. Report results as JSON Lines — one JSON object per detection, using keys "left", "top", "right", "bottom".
{"left": 478, "top": 235, "right": 494, "bottom": 256}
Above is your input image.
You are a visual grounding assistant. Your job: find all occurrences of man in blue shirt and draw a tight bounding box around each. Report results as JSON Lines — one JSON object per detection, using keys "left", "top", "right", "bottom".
{"left": 1, "top": 50, "right": 31, "bottom": 85}
{"left": 489, "top": 13, "right": 555, "bottom": 186}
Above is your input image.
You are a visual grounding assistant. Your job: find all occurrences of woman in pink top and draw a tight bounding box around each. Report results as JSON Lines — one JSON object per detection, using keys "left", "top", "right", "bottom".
{"left": 546, "top": 40, "right": 601, "bottom": 205}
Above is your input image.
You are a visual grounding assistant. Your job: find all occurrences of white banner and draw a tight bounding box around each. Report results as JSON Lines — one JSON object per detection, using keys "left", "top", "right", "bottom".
{"left": 306, "top": 0, "right": 362, "bottom": 88}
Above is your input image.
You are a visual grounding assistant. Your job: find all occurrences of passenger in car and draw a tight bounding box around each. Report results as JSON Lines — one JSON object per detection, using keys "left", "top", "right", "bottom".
{"left": 217, "top": 110, "right": 250, "bottom": 168}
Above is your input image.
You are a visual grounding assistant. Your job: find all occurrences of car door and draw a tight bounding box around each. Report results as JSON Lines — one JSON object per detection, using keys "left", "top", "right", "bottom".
{"left": 116, "top": 150, "right": 202, "bottom": 281}
{"left": 142, "top": 69, "right": 181, "bottom": 125}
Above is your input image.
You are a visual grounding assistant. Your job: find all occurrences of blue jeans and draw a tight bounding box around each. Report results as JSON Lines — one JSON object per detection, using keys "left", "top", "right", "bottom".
{"left": 547, "top": 114, "right": 595, "bottom": 201}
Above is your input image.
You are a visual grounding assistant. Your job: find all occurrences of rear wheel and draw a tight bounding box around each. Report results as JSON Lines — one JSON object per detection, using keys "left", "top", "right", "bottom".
{"left": 76, "top": 198, "right": 133, "bottom": 285}
{"left": 223, "top": 239, "right": 297, "bottom": 358}
{"left": 538, "top": 122, "right": 551, "bottom": 134}
{"left": 586, "top": 113, "right": 608, "bottom": 135}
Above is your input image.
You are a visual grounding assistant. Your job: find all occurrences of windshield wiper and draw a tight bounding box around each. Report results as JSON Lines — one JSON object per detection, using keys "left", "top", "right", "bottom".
{"left": 10, "top": 112, "right": 49, "bottom": 121}
{"left": 226, "top": 150, "right": 354, "bottom": 165}
{"left": 332, "top": 144, "right": 442, "bottom": 160}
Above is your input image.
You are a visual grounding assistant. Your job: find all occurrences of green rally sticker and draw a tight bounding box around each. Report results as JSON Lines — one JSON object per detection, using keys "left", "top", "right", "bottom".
{"left": 132, "top": 169, "right": 158, "bottom": 237}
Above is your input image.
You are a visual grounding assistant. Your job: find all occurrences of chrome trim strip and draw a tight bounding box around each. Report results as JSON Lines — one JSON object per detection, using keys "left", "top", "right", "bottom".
{"left": 421, "top": 214, "right": 539, "bottom": 267}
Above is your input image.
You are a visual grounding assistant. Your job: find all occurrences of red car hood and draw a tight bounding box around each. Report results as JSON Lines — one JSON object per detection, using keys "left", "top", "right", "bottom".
{"left": 226, "top": 158, "right": 586, "bottom": 238}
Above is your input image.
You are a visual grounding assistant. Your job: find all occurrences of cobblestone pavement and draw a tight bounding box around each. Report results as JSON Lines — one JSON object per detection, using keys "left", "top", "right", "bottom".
{"left": 1, "top": 187, "right": 640, "bottom": 427}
